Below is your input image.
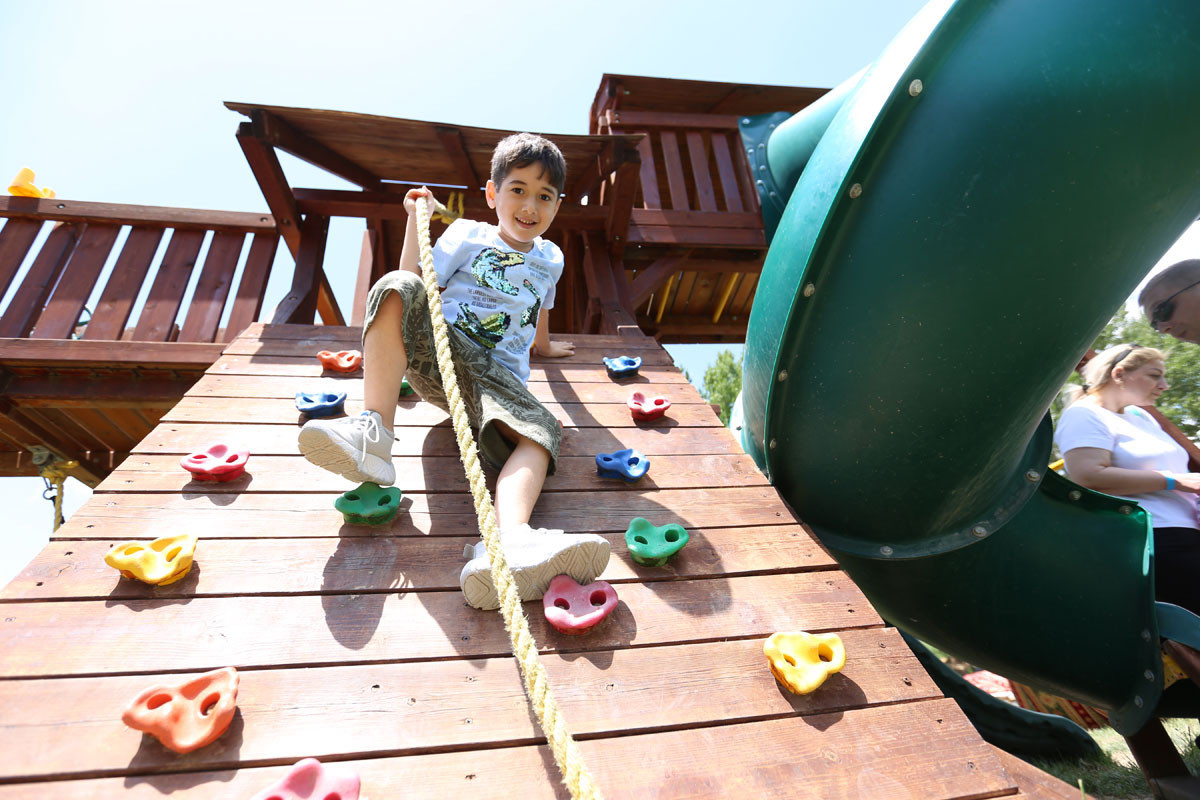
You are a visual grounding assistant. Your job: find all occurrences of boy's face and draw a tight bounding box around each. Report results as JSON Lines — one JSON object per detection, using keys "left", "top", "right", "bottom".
{"left": 485, "top": 163, "right": 563, "bottom": 252}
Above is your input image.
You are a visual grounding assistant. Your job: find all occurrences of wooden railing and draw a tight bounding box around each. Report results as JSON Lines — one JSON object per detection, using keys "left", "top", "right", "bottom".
{"left": 0, "top": 197, "right": 282, "bottom": 344}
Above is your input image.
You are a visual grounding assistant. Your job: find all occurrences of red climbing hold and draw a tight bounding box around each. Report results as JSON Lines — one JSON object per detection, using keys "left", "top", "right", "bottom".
{"left": 180, "top": 443, "right": 249, "bottom": 482}
{"left": 122, "top": 666, "right": 239, "bottom": 754}
{"left": 248, "top": 757, "right": 361, "bottom": 800}
{"left": 627, "top": 390, "right": 671, "bottom": 422}
{"left": 317, "top": 349, "right": 363, "bottom": 373}
{"left": 543, "top": 574, "right": 618, "bottom": 635}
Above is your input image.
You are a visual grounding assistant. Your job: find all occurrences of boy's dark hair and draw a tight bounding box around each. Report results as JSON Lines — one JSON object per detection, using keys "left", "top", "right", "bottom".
{"left": 490, "top": 133, "right": 567, "bottom": 196}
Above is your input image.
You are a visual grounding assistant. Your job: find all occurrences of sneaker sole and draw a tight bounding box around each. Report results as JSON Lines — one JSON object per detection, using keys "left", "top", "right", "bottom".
{"left": 297, "top": 426, "right": 396, "bottom": 486}
{"left": 461, "top": 538, "right": 610, "bottom": 611}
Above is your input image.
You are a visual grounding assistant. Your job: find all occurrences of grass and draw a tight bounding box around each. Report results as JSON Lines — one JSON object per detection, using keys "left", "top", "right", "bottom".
{"left": 1029, "top": 719, "right": 1200, "bottom": 799}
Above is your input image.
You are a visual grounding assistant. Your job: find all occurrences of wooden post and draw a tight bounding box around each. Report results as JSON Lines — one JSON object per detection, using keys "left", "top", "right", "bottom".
{"left": 272, "top": 215, "right": 330, "bottom": 325}
{"left": 351, "top": 229, "right": 378, "bottom": 327}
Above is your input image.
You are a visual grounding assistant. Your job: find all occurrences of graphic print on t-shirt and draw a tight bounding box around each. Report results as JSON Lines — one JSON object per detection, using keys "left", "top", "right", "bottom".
{"left": 520, "top": 279, "right": 541, "bottom": 327}
{"left": 454, "top": 304, "right": 511, "bottom": 349}
{"left": 471, "top": 248, "right": 522, "bottom": 296}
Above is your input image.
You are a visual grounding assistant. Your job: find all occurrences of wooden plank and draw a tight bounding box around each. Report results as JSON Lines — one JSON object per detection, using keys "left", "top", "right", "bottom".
{"left": 635, "top": 134, "right": 661, "bottom": 210}
{"left": 3, "top": 375, "right": 199, "bottom": 405}
{"left": 0, "top": 571, "right": 879, "bottom": 678}
{"left": 987, "top": 744, "right": 1088, "bottom": 799}
{"left": 178, "top": 230, "right": 245, "bottom": 342}
{"left": 252, "top": 109, "right": 383, "bottom": 190}
{"left": 222, "top": 232, "right": 278, "bottom": 341}
{"left": 5, "top": 523, "right": 832, "bottom": 600}
{"left": 605, "top": 108, "right": 742, "bottom": 131}
{"left": 81, "top": 226, "right": 165, "bottom": 340}
{"left": 0, "top": 337, "right": 221, "bottom": 369}
{"left": 219, "top": 337, "right": 673, "bottom": 363}
{"left": 631, "top": 255, "right": 688, "bottom": 306}
{"left": 130, "top": 421, "right": 742, "bottom": 458}
{"left": 0, "top": 196, "right": 275, "bottom": 233}
{"left": 671, "top": 271, "right": 698, "bottom": 316}
{"left": 434, "top": 125, "right": 483, "bottom": 188}
{"left": 187, "top": 372, "right": 701, "bottom": 403}
{"left": 130, "top": 229, "right": 206, "bottom": 342}
{"left": 58, "top": 486, "right": 802, "bottom": 539}
{"left": 630, "top": 209, "right": 763, "bottom": 230}
{"left": 162, "top": 397, "right": 718, "bottom": 426}
{"left": 0, "top": 630, "right": 928, "bottom": 782}
{"left": 685, "top": 132, "right": 718, "bottom": 213}
{"left": 0, "top": 699, "right": 1012, "bottom": 799}
{"left": 237, "top": 323, "right": 653, "bottom": 347}
{"left": 29, "top": 224, "right": 120, "bottom": 339}
{"left": 627, "top": 223, "right": 766, "bottom": 248}
{"left": 206, "top": 354, "right": 690, "bottom": 384}
{"left": 658, "top": 132, "right": 690, "bottom": 211}
{"left": 711, "top": 133, "right": 745, "bottom": 213}
{"left": 0, "top": 223, "right": 80, "bottom": 338}
{"left": 731, "top": 272, "right": 760, "bottom": 316}
{"left": 59, "top": 407, "right": 134, "bottom": 453}
{"left": 0, "top": 217, "right": 42, "bottom": 297}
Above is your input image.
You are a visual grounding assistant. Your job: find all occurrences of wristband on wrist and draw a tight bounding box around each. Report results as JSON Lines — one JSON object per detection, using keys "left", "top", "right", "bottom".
{"left": 1164, "top": 473, "right": 1177, "bottom": 491}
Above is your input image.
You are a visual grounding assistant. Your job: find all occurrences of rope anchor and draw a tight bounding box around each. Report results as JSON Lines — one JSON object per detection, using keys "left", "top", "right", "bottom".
{"left": 29, "top": 445, "right": 77, "bottom": 531}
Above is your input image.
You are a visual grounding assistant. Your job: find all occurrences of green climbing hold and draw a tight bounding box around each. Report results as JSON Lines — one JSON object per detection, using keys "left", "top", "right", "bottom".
{"left": 399, "top": 377, "right": 414, "bottom": 397}
{"left": 625, "top": 517, "right": 689, "bottom": 566}
{"left": 335, "top": 482, "right": 402, "bottom": 526}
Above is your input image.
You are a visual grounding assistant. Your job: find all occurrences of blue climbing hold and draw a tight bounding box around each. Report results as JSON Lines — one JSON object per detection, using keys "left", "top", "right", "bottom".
{"left": 603, "top": 355, "right": 642, "bottom": 378}
{"left": 295, "top": 390, "right": 347, "bottom": 418}
{"left": 596, "top": 448, "right": 650, "bottom": 482}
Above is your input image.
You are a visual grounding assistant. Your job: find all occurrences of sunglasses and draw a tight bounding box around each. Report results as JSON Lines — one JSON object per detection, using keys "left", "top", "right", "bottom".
{"left": 1150, "top": 277, "right": 1200, "bottom": 331}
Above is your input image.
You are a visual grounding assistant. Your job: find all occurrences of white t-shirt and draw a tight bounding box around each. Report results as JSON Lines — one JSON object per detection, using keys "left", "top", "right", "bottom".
{"left": 432, "top": 219, "right": 562, "bottom": 384}
{"left": 1055, "top": 402, "right": 1198, "bottom": 529}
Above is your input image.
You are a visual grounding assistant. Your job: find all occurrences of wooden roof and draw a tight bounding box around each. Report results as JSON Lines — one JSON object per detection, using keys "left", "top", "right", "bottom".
{"left": 225, "top": 102, "right": 642, "bottom": 192}
{"left": 591, "top": 73, "right": 828, "bottom": 122}
{"left": 0, "top": 322, "right": 1078, "bottom": 798}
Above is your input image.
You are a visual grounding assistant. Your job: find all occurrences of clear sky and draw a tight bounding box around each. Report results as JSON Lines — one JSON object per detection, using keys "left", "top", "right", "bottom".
{"left": 2, "top": 0, "right": 1198, "bottom": 586}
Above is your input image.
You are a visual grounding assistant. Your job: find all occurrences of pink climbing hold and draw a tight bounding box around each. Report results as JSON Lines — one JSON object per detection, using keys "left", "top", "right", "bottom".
{"left": 627, "top": 390, "right": 671, "bottom": 422}
{"left": 180, "top": 443, "right": 249, "bottom": 482}
{"left": 543, "top": 574, "right": 618, "bottom": 635}
{"left": 248, "top": 758, "right": 361, "bottom": 800}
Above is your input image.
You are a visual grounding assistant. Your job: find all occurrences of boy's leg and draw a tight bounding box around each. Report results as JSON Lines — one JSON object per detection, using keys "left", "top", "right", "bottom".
{"left": 362, "top": 292, "right": 408, "bottom": 430}
{"left": 492, "top": 422, "right": 550, "bottom": 530}
{"left": 460, "top": 424, "right": 610, "bottom": 610}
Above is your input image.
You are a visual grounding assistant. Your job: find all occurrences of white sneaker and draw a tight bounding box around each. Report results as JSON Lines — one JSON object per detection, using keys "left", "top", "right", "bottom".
{"left": 460, "top": 524, "right": 610, "bottom": 611}
{"left": 297, "top": 410, "right": 396, "bottom": 486}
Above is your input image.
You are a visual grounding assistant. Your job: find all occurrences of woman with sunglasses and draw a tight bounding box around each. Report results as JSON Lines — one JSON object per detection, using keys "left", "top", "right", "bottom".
{"left": 1056, "top": 344, "right": 1200, "bottom": 613}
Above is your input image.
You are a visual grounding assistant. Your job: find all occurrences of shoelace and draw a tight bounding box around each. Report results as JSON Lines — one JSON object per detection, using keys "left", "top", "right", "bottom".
{"left": 355, "top": 412, "right": 382, "bottom": 467}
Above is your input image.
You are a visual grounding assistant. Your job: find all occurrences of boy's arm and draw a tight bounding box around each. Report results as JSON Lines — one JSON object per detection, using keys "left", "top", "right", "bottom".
{"left": 398, "top": 187, "right": 437, "bottom": 276}
{"left": 532, "top": 307, "right": 574, "bottom": 358}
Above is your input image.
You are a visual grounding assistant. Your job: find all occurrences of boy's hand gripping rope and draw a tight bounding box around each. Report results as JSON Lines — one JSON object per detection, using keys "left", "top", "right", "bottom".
{"left": 414, "top": 196, "right": 604, "bottom": 800}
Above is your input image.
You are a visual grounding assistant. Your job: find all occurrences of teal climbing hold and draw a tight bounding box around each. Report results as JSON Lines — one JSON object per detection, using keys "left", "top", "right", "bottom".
{"left": 624, "top": 517, "right": 689, "bottom": 566}
{"left": 399, "top": 376, "right": 414, "bottom": 397}
{"left": 334, "top": 482, "right": 402, "bottom": 526}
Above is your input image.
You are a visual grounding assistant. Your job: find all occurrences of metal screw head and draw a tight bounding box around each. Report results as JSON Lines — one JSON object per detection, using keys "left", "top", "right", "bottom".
{"left": 1145, "top": 669, "right": 1155, "bottom": 681}
{"left": 769, "top": 123, "right": 776, "bottom": 129}
{"left": 971, "top": 525, "right": 987, "bottom": 537}
{"left": 1120, "top": 505, "right": 1133, "bottom": 515}
{"left": 1068, "top": 490, "right": 1082, "bottom": 501}
{"left": 1142, "top": 629, "right": 1153, "bottom": 642}
{"left": 758, "top": 165, "right": 767, "bottom": 173}
{"left": 1135, "top": 695, "right": 1144, "bottom": 708}
{"left": 769, "top": 191, "right": 777, "bottom": 198}
{"left": 848, "top": 183, "right": 863, "bottom": 199}
{"left": 1025, "top": 470, "right": 1041, "bottom": 482}
{"left": 742, "top": 118, "right": 751, "bottom": 124}
{"left": 777, "top": 370, "right": 788, "bottom": 382}
{"left": 802, "top": 283, "right": 816, "bottom": 298}
{"left": 769, "top": 438, "right": 777, "bottom": 450}
{"left": 908, "top": 79, "right": 924, "bottom": 97}
{"left": 880, "top": 545, "right": 894, "bottom": 556}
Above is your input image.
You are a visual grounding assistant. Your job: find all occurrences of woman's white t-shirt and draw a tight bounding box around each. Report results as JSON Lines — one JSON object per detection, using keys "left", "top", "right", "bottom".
{"left": 1055, "top": 402, "right": 1198, "bottom": 529}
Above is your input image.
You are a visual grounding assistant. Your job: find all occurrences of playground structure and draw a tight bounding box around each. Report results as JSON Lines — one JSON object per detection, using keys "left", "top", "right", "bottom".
{"left": 3, "top": 0, "right": 1199, "bottom": 794}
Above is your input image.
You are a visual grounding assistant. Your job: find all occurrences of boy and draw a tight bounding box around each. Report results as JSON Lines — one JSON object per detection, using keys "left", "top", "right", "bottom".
{"left": 298, "top": 133, "right": 610, "bottom": 610}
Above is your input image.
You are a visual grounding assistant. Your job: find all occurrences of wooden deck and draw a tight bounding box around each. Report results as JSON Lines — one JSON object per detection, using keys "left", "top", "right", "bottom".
{"left": 0, "top": 322, "right": 1075, "bottom": 798}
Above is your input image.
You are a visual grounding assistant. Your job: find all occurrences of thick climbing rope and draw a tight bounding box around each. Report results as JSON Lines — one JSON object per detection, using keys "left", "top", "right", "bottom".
{"left": 413, "top": 196, "right": 604, "bottom": 800}
{"left": 39, "top": 459, "right": 77, "bottom": 531}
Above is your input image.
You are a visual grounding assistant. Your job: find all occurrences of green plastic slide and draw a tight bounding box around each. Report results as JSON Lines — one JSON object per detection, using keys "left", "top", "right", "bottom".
{"left": 740, "top": 0, "right": 1200, "bottom": 735}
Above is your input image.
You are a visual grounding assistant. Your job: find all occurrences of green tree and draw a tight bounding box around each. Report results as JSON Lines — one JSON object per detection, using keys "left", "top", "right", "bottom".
{"left": 701, "top": 349, "right": 743, "bottom": 425}
{"left": 1053, "top": 305, "right": 1200, "bottom": 438}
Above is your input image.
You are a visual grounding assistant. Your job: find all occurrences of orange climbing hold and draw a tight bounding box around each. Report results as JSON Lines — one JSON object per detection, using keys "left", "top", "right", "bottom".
{"left": 317, "top": 349, "right": 363, "bottom": 373}
{"left": 122, "top": 666, "right": 239, "bottom": 753}
{"left": 104, "top": 534, "right": 198, "bottom": 585}
{"left": 763, "top": 631, "right": 846, "bottom": 695}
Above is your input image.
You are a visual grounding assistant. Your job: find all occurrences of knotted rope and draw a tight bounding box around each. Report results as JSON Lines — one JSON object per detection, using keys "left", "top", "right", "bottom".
{"left": 413, "top": 196, "right": 603, "bottom": 799}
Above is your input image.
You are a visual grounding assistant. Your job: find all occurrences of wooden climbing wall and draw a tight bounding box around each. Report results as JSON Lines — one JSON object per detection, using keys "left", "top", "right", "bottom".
{"left": 0, "top": 322, "right": 1080, "bottom": 798}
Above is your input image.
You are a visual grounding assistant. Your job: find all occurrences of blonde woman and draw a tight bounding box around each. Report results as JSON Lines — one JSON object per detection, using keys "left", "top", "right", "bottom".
{"left": 1055, "top": 344, "right": 1200, "bottom": 613}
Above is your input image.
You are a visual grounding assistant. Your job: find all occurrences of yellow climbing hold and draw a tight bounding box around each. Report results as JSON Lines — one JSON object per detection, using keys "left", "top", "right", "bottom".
{"left": 764, "top": 631, "right": 847, "bottom": 695}
{"left": 8, "top": 167, "right": 55, "bottom": 199}
{"left": 105, "top": 535, "right": 198, "bottom": 585}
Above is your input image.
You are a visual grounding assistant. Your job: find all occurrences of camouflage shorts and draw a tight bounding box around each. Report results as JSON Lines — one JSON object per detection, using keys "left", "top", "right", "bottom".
{"left": 363, "top": 270, "right": 560, "bottom": 474}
